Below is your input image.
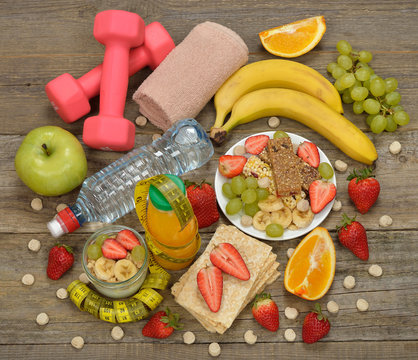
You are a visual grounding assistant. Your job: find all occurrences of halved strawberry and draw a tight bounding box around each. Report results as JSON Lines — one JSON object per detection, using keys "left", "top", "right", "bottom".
{"left": 197, "top": 265, "right": 223, "bottom": 312}
{"left": 309, "top": 180, "right": 336, "bottom": 214}
{"left": 297, "top": 141, "right": 320, "bottom": 168}
{"left": 101, "top": 239, "right": 127, "bottom": 259}
{"left": 210, "top": 243, "right": 250, "bottom": 281}
{"left": 116, "top": 229, "right": 140, "bottom": 250}
{"left": 218, "top": 155, "right": 247, "bottom": 178}
{"left": 245, "top": 135, "right": 269, "bottom": 155}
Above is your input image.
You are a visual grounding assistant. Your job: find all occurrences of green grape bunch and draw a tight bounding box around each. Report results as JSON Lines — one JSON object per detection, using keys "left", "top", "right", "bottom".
{"left": 327, "top": 40, "right": 410, "bottom": 134}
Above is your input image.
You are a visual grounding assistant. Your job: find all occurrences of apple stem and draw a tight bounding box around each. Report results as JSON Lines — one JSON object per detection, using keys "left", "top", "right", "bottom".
{"left": 42, "top": 143, "right": 50, "bottom": 156}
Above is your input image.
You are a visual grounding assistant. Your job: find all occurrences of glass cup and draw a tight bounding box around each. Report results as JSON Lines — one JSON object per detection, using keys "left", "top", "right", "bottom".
{"left": 82, "top": 225, "right": 148, "bottom": 299}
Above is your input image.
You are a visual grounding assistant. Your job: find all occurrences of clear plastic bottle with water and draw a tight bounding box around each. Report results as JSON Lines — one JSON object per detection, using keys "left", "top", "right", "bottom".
{"left": 47, "top": 118, "right": 214, "bottom": 237}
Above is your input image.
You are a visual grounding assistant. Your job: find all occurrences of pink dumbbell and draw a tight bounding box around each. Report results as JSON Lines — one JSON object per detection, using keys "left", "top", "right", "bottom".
{"left": 45, "top": 21, "right": 174, "bottom": 124}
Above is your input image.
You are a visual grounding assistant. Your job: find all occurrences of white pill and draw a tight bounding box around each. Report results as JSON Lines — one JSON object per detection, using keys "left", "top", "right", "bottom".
{"left": 28, "top": 239, "right": 41, "bottom": 252}
{"left": 327, "top": 300, "right": 339, "bottom": 314}
{"left": 31, "top": 198, "right": 43, "bottom": 211}
{"left": 183, "top": 330, "right": 196, "bottom": 345}
{"left": 389, "top": 141, "right": 401, "bottom": 155}
{"left": 55, "top": 203, "right": 67, "bottom": 213}
{"left": 268, "top": 116, "right": 281, "bottom": 128}
{"left": 71, "top": 336, "right": 85, "bottom": 349}
{"left": 257, "top": 177, "right": 270, "bottom": 189}
{"left": 284, "top": 328, "right": 296, "bottom": 342}
{"left": 368, "top": 264, "right": 383, "bottom": 277}
{"left": 233, "top": 145, "right": 246, "bottom": 156}
{"left": 56, "top": 288, "right": 68, "bottom": 299}
{"left": 36, "top": 312, "right": 49, "bottom": 326}
{"left": 135, "top": 115, "right": 147, "bottom": 127}
{"left": 287, "top": 248, "right": 295, "bottom": 259}
{"left": 240, "top": 215, "right": 253, "bottom": 227}
{"left": 379, "top": 215, "right": 393, "bottom": 227}
{"left": 244, "top": 330, "right": 257, "bottom": 345}
{"left": 79, "top": 272, "right": 90, "bottom": 284}
{"left": 356, "top": 298, "right": 369, "bottom": 312}
{"left": 152, "top": 133, "right": 161, "bottom": 141}
{"left": 208, "top": 342, "right": 221, "bottom": 357}
{"left": 334, "top": 160, "right": 348, "bottom": 172}
{"left": 343, "top": 275, "right": 356, "bottom": 289}
{"left": 284, "top": 307, "right": 299, "bottom": 320}
{"left": 22, "top": 273, "right": 35, "bottom": 286}
{"left": 111, "top": 326, "right": 124, "bottom": 340}
{"left": 332, "top": 200, "right": 342, "bottom": 212}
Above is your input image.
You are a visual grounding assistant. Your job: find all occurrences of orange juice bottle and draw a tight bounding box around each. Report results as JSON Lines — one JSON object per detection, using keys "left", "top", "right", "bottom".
{"left": 146, "top": 175, "right": 200, "bottom": 270}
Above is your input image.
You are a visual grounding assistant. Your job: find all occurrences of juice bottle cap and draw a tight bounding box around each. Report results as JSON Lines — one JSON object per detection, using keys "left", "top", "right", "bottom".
{"left": 149, "top": 174, "right": 185, "bottom": 211}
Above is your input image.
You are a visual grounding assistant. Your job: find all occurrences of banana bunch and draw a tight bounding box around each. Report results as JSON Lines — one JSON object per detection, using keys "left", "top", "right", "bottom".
{"left": 210, "top": 60, "right": 378, "bottom": 165}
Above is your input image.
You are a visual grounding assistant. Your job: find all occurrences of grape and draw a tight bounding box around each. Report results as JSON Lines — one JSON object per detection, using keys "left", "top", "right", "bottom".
{"left": 391, "top": 105, "right": 404, "bottom": 112}
{"left": 245, "top": 177, "right": 258, "bottom": 189}
{"left": 363, "top": 99, "right": 381, "bottom": 114}
{"left": 384, "top": 77, "right": 398, "bottom": 93}
{"left": 369, "top": 74, "right": 379, "bottom": 82}
{"left": 385, "top": 91, "right": 401, "bottom": 106}
{"left": 222, "top": 182, "right": 236, "bottom": 199}
{"left": 255, "top": 188, "right": 269, "bottom": 201}
{"left": 357, "top": 62, "right": 374, "bottom": 74}
{"left": 350, "top": 86, "right": 369, "bottom": 101}
{"left": 241, "top": 189, "right": 257, "bottom": 204}
{"left": 340, "top": 73, "right": 356, "bottom": 88}
{"left": 273, "top": 131, "right": 289, "bottom": 138}
{"left": 334, "top": 78, "right": 346, "bottom": 92}
{"left": 95, "top": 234, "right": 108, "bottom": 247}
{"left": 366, "top": 114, "right": 376, "bottom": 126}
{"left": 231, "top": 176, "right": 246, "bottom": 195}
{"left": 132, "top": 245, "right": 146, "bottom": 263}
{"left": 363, "top": 79, "right": 371, "bottom": 89}
{"left": 266, "top": 223, "right": 284, "bottom": 238}
{"left": 337, "top": 54, "right": 353, "bottom": 70}
{"left": 370, "top": 115, "right": 387, "bottom": 134}
{"left": 244, "top": 202, "right": 260, "bottom": 217}
{"left": 342, "top": 89, "right": 354, "bottom": 104}
{"left": 87, "top": 244, "right": 102, "bottom": 260}
{"left": 393, "top": 111, "right": 410, "bottom": 126}
{"left": 385, "top": 115, "right": 397, "bottom": 132}
{"left": 354, "top": 67, "right": 371, "bottom": 82}
{"left": 336, "top": 40, "right": 352, "bottom": 55}
{"left": 353, "top": 101, "right": 364, "bottom": 114}
{"left": 349, "top": 79, "right": 362, "bottom": 91}
{"left": 370, "top": 78, "right": 386, "bottom": 97}
{"left": 226, "top": 198, "right": 242, "bottom": 215}
{"left": 359, "top": 50, "right": 373, "bottom": 63}
{"left": 327, "top": 62, "right": 338, "bottom": 73}
{"left": 318, "top": 162, "right": 334, "bottom": 180}
{"left": 332, "top": 65, "right": 346, "bottom": 80}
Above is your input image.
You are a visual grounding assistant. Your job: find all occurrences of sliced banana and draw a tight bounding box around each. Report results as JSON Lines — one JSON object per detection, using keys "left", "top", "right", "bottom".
{"left": 292, "top": 208, "right": 314, "bottom": 228}
{"left": 258, "top": 195, "right": 283, "bottom": 212}
{"left": 253, "top": 211, "right": 272, "bottom": 231}
{"left": 288, "top": 223, "right": 299, "bottom": 230}
{"left": 271, "top": 207, "right": 292, "bottom": 228}
{"left": 114, "top": 259, "right": 137, "bottom": 281}
{"left": 95, "top": 257, "right": 116, "bottom": 281}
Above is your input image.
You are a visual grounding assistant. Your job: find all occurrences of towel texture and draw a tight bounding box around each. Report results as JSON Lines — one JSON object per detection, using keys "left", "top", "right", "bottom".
{"left": 132, "top": 21, "right": 249, "bottom": 130}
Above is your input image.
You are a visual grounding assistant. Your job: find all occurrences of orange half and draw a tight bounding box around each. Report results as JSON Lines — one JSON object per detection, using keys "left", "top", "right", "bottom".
{"left": 259, "top": 16, "right": 326, "bottom": 58}
{"left": 284, "top": 227, "right": 335, "bottom": 300}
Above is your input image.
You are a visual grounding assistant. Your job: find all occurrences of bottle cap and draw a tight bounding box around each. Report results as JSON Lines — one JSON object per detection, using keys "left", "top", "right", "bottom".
{"left": 149, "top": 174, "right": 185, "bottom": 211}
{"left": 47, "top": 207, "right": 80, "bottom": 237}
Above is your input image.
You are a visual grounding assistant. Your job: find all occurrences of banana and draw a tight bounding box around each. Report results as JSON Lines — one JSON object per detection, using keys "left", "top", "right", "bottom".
{"left": 212, "top": 59, "right": 343, "bottom": 129}
{"left": 211, "top": 88, "right": 377, "bottom": 165}
{"left": 258, "top": 195, "right": 284, "bottom": 212}
{"left": 94, "top": 257, "right": 116, "bottom": 281}
{"left": 114, "top": 259, "right": 138, "bottom": 281}
{"left": 271, "top": 207, "right": 293, "bottom": 229}
{"left": 253, "top": 211, "right": 273, "bottom": 231}
{"left": 292, "top": 208, "right": 315, "bottom": 228}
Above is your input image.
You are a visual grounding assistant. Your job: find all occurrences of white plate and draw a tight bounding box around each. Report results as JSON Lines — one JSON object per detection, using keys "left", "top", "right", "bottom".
{"left": 215, "top": 131, "right": 336, "bottom": 241}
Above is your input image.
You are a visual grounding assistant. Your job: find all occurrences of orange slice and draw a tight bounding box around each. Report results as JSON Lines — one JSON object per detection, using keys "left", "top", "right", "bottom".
{"left": 284, "top": 227, "right": 335, "bottom": 300}
{"left": 259, "top": 16, "right": 326, "bottom": 58}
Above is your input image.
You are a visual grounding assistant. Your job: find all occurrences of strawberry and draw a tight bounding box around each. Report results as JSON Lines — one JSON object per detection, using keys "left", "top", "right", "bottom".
{"left": 347, "top": 168, "right": 380, "bottom": 214}
{"left": 101, "top": 239, "right": 127, "bottom": 259}
{"left": 210, "top": 243, "right": 250, "bottom": 280}
{"left": 252, "top": 293, "right": 279, "bottom": 332}
{"left": 297, "top": 141, "right": 320, "bottom": 168}
{"left": 115, "top": 229, "right": 140, "bottom": 250}
{"left": 337, "top": 213, "right": 369, "bottom": 260}
{"left": 309, "top": 180, "right": 336, "bottom": 213}
{"left": 197, "top": 265, "right": 223, "bottom": 312}
{"left": 47, "top": 244, "right": 74, "bottom": 280}
{"left": 185, "top": 180, "right": 220, "bottom": 229}
{"left": 245, "top": 135, "right": 269, "bottom": 155}
{"left": 142, "top": 307, "right": 182, "bottom": 339}
{"left": 218, "top": 155, "right": 247, "bottom": 178}
{"left": 302, "top": 303, "right": 331, "bottom": 344}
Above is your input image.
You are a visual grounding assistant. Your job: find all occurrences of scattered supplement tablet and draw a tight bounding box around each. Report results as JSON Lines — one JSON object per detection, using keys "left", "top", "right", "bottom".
{"left": 356, "top": 298, "right": 369, "bottom": 312}
{"left": 334, "top": 160, "right": 348, "bottom": 172}
{"left": 284, "top": 328, "right": 296, "bottom": 342}
{"left": 56, "top": 288, "right": 68, "bottom": 299}
{"left": 28, "top": 239, "right": 41, "bottom": 252}
{"left": 22, "top": 274, "right": 35, "bottom": 286}
{"left": 183, "top": 331, "right": 196, "bottom": 345}
{"left": 284, "top": 307, "right": 298, "bottom": 320}
{"left": 332, "top": 200, "right": 342, "bottom": 212}
{"left": 71, "top": 336, "right": 84, "bottom": 349}
{"left": 208, "top": 342, "right": 221, "bottom": 357}
{"left": 244, "top": 330, "right": 257, "bottom": 345}
{"left": 36, "top": 312, "right": 49, "bottom": 326}
{"left": 368, "top": 264, "right": 383, "bottom": 277}
{"left": 111, "top": 326, "right": 124, "bottom": 340}
{"left": 343, "top": 275, "right": 356, "bottom": 289}
{"left": 327, "top": 300, "right": 339, "bottom": 314}
{"left": 31, "top": 198, "right": 43, "bottom": 211}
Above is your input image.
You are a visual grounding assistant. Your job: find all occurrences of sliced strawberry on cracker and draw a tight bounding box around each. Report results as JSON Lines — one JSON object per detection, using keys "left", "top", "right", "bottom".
{"left": 245, "top": 135, "right": 269, "bottom": 155}
{"left": 116, "top": 229, "right": 140, "bottom": 250}
{"left": 297, "top": 141, "right": 320, "bottom": 168}
{"left": 101, "top": 239, "right": 127, "bottom": 259}
{"left": 197, "top": 265, "right": 223, "bottom": 312}
{"left": 210, "top": 243, "right": 250, "bottom": 280}
{"left": 218, "top": 155, "right": 247, "bottom": 178}
{"left": 309, "top": 180, "right": 336, "bottom": 213}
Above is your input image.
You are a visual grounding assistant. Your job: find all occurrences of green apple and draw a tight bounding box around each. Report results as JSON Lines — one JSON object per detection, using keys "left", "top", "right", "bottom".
{"left": 15, "top": 126, "right": 87, "bottom": 196}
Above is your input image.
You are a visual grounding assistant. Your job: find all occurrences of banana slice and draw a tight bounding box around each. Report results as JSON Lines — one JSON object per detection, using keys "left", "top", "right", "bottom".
{"left": 271, "top": 207, "right": 292, "bottom": 228}
{"left": 292, "top": 208, "right": 314, "bottom": 228}
{"left": 114, "top": 259, "right": 138, "bottom": 282}
{"left": 258, "top": 195, "right": 283, "bottom": 212}
{"left": 288, "top": 223, "right": 299, "bottom": 230}
{"left": 94, "top": 257, "right": 116, "bottom": 281}
{"left": 253, "top": 211, "right": 273, "bottom": 231}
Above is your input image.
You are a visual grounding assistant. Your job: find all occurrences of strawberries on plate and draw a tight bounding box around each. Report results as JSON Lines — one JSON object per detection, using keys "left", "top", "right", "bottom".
{"left": 218, "top": 155, "right": 247, "bottom": 178}
{"left": 245, "top": 134, "right": 269, "bottom": 155}
{"left": 297, "top": 141, "right": 320, "bottom": 168}
{"left": 210, "top": 243, "right": 250, "bottom": 281}
{"left": 197, "top": 265, "right": 223, "bottom": 312}
{"left": 309, "top": 180, "right": 336, "bottom": 213}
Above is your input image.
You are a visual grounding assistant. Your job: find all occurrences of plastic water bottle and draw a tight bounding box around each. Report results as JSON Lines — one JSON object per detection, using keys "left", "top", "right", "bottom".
{"left": 47, "top": 118, "right": 214, "bottom": 237}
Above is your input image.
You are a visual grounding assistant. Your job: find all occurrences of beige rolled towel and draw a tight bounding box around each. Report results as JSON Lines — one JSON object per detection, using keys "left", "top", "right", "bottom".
{"left": 132, "top": 21, "right": 249, "bottom": 130}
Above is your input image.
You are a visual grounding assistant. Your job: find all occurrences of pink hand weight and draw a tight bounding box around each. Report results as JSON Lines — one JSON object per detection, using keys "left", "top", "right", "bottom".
{"left": 45, "top": 22, "right": 174, "bottom": 124}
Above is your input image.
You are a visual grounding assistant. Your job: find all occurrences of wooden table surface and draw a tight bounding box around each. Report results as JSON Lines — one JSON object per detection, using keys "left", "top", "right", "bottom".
{"left": 1, "top": 1, "right": 417, "bottom": 359}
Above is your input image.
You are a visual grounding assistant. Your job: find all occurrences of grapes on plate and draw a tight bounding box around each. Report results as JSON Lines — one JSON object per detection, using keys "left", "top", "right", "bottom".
{"left": 241, "top": 189, "right": 257, "bottom": 204}
{"left": 222, "top": 182, "right": 236, "bottom": 199}
{"left": 266, "top": 223, "right": 284, "bottom": 238}
{"left": 226, "top": 198, "right": 242, "bottom": 215}
{"left": 318, "top": 163, "right": 334, "bottom": 180}
{"left": 231, "top": 176, "right": 246, "bottom": 195}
